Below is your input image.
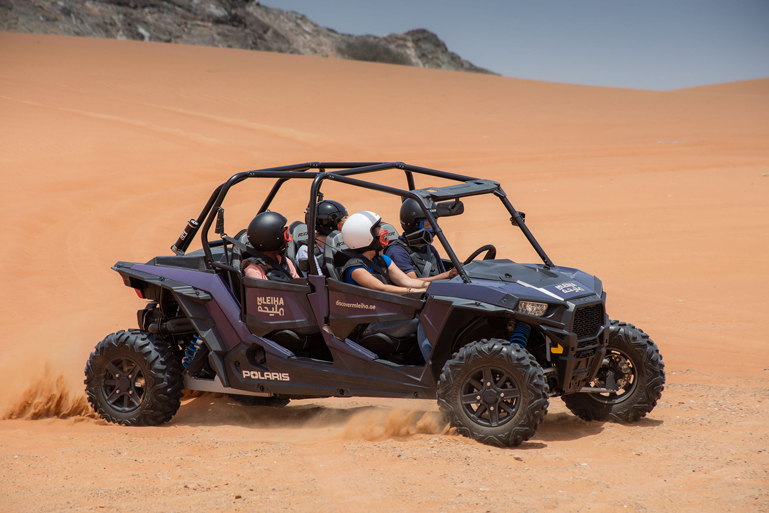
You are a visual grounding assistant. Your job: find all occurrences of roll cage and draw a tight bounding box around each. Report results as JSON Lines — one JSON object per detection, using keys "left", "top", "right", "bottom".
{"left": 176, "top": 162, "right": 554, "bottom": 282}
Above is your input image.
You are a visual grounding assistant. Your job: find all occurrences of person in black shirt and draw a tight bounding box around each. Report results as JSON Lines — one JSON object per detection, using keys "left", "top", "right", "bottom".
{"left": 384, "top": 198, "right": 457, "bottom": 281}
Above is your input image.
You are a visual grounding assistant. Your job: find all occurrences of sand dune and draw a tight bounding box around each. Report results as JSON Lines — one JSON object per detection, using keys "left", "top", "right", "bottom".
{"left": 674, "top": 77, "right": 769, "bottom": 95}
{"left": 1, "top": 33, "right": 768, "bottom": 512}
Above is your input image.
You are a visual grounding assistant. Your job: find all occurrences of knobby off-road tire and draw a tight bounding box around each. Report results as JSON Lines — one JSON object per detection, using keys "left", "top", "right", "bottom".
{"left": 84, "top": 329, "right": 184, "bottom": 426}
{"left": 437, "top": 339, "right": 549, "bottom": 447}
{"left": 228, "top": 394, "right": 291, "bottom": 407}
{"left": 563, "top": 320, "right": 665, "bottom": 423}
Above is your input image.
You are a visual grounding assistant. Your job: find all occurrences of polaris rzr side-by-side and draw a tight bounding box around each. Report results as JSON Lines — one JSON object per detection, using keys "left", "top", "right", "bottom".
{"left": 85, "top": 162, "right": 665, "bottom": 447}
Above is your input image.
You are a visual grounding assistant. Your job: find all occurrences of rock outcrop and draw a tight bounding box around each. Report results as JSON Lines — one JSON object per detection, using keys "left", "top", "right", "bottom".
{"left": 1, "top": 0, "right": 496, "bottom": 74}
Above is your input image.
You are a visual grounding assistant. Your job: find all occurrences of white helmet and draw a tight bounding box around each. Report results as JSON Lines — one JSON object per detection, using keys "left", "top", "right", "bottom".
{"left": 342, "top": 211, "right": 384, "bottom": 251}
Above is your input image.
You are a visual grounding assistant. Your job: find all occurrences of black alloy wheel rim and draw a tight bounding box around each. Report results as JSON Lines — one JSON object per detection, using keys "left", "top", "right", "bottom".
{"left": 461, "top": 365, "right": 521, "bottom": 427}
{"left": 590, "top": 348, "right": 637, "bottom": 403}
{"left": 102, "top": 356, "right": 146, "bottom": 412}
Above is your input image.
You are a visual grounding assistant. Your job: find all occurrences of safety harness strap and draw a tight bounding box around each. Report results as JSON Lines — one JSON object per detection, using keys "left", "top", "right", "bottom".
{"left": 225, "top": 235, "right": 294, "bottom": 283}
{"left": 340, "top": 252, "right": 391, "bottom": 285}
{"left": 387, "top": 238, "right": 440, "bottom": 278}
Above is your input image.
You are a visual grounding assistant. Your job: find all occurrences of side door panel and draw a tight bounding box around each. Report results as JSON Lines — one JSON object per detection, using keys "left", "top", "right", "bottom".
{"left": 327, "top": 279, "right": 424, "bottom": 339}
{"left": 243, "top": 277, "right": 317, "bottom": 337}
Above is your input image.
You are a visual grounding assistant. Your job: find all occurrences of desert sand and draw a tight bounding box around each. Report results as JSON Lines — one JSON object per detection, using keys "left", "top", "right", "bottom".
{"left": 1, "top": 33, "right": 768, "bottom": 512}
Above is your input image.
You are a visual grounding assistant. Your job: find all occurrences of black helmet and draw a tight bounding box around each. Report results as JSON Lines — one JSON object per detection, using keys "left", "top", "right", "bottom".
{"left": 400, "top": 198, "right": 436, "bottom": 234}
{"left": 400, "top": 198, "right": 437, "bottom": 248}
{"left": 247, "top": 211, "right": 290, "bottom": 252}
{"left": 307, "top": 200, "right": 348, "bottom": 236}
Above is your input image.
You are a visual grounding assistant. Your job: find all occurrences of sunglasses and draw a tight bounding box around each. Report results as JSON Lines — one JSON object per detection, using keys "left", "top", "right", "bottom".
{"left": 418, "top": 219, "right": 434, "bottom": 233}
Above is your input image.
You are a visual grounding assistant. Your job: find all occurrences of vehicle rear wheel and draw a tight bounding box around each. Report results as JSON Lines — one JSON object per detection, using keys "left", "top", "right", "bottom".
{"left": 563, "top": 320, "right": 665, "bottom": 422}
{"left": 437, "top": 339, "right": 549, "bottom": 447}
{"left": 228, "top": 394, "right": 290, "bottom": 407}
{"left": 84, "top": 330, "right": 183, "bottom": 426}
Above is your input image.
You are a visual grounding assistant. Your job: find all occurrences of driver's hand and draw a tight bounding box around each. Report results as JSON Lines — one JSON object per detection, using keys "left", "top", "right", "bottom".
{"left": 448, "top": 268, "right": 459, "bottom": 278}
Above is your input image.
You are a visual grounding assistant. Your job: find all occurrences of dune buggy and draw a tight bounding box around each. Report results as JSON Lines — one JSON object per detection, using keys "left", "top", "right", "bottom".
{"left": 85, "top": 162, "right": 665, "bottom": 447}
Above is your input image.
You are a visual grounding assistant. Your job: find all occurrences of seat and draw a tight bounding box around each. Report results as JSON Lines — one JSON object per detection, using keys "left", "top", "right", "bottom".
{"left": 323, "top": 230, "right": 349, "bottom": 280}
{"left": 216, "top": 228, "right": 249, "bottom": 304}
{"left": 380, "top": 222, "right": 400, "bottom": 244}
{"left": 356, "top": 319, "right": 423, "bottom": 365}
{"left": 285, "top": 221, "right": 308, "bottom": 264}
{"left": 268, "top": 329, "right": 331, "bottom": 360}
{"left": 229, "top": 228, "right": 250, "bottom": 272}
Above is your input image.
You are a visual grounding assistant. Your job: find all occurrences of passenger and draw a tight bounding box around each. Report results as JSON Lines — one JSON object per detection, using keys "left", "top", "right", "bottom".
{"left": 341, "top": 211, "right": 433, "bottom": 361}
{"left": 242, "top": 211, "right": 299, "bottom": 282}
{"left": 385, "top": 198, "right": 458, "bottom": 281}
{"left": 340, "top": 211, "right": 430, "bottom": 294}
{"left": 296, "top": 200, "right": 348, "bottom": 273}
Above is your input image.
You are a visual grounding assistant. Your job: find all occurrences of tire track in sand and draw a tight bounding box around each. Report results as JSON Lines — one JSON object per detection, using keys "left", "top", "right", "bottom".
{"left": 141, "top": 102, "right": 340, "bottom": 149}
{"left": 0, "top": 94, "right": 259, "bottom": 154}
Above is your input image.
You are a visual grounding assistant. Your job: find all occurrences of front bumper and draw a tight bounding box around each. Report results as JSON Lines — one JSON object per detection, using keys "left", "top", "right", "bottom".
{"left": 540, "top": 295, "right": 609, "bottom": 394}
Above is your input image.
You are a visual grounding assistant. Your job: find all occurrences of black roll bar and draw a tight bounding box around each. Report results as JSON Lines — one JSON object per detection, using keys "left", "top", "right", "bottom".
{"left": 256, "top": 162, "right": 388, "bottom": 214}
{"left": 307, "top": 173, "right": 472, "bottom": 283}
{"left": 194, "top": 162, "right": 418, "bottom": 265}
{"left": 188, "top": 161, "right": 552, "bottom": 276}
{"left": 497, "top": 188, "right": 554, "bottom": 268}
{"left": 200, "top": 170, "right": 319, "bottom": 265}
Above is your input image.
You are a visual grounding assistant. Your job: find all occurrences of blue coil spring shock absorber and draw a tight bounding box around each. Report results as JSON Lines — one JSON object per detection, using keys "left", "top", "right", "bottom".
{"left": 182, "top": 335, "right": 203, "bottom": 368}
{"left": 510, "top": 323, "right": 531, "bottom": 347}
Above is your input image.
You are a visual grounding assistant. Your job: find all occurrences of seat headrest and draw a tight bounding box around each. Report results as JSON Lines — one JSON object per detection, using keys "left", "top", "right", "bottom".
{"left": 231, "top": 228, "right": 250, "bottom": 271}
{"left": 380, "top": 222, "right": 399, "bottom": 243}
{"left": 291, "top": 222, "right": 308, "bottom": 244}
{"left": 284, "top": 222, "right": 306, "bottom": 264}
{"left": 324, "top": 230, "right": 347, "bottom": 257}
{"left": 322, "top": 230, "right": 347, "bottom": 280}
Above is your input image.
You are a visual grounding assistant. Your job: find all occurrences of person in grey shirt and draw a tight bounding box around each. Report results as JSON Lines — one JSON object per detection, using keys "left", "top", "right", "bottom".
{"left": 296, "top": 200, "right": 347, "bottom": 274}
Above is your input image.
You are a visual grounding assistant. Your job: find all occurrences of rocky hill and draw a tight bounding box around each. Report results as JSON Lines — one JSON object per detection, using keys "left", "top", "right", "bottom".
{"left": 0, "top": 0, "right": 496, "bottom": 74}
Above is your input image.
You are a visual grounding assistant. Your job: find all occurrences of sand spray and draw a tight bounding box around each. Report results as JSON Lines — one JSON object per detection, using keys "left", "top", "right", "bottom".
{"left": 342, "top": 407, "right": 454, "bottom": 441}
{"left": 2, "top": 363, "right": 96, "bottom": 420}
{"left": 2, "top": 367, "right": 456, "bottom": 443}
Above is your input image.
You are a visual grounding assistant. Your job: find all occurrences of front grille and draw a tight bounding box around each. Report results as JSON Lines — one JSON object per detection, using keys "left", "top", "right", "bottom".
{"left": 573, "top": 303, "right": 604, "bottom": 338}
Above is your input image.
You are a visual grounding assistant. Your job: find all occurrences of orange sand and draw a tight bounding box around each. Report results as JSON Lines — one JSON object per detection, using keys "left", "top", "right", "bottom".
{"left": 1, "top": 33, "right": 768, "bottom": 512}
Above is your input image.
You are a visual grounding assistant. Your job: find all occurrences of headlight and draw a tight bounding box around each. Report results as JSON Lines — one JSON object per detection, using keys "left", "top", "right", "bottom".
{"left": 517, "top": 301, "right": 548, "bottom": 317}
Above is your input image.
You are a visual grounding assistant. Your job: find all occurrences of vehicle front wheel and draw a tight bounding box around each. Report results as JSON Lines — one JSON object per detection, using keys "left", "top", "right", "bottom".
{"left": 437, "top": 339, "right": 549, "bottom": 447}
{"left": 84, "top": 330, "right": 184, "bottom": 426}
{"left": 563, "top": 320, "right": 665, "bottom": 422}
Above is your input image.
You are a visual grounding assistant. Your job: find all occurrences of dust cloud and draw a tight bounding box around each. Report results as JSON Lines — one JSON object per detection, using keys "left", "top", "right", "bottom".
{"left": 2, "top": 381, "right": 453, "bottom": 445}
{"left": 342, "top": 407, "right": 453, "bottom": 441}
{"left": 2, "top": 368, "right": 95, "bottom": 421}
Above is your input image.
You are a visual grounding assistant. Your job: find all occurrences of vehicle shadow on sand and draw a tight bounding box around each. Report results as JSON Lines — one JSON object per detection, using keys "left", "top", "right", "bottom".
{"left": 169, "top": 395, "right": 452, "bottom": 441}
{"left": 171, "top": 395, "right": 387, "bottom": 429}
{"left": 168, "top": 395, "right": 663, "bottom": 446}
{"left": 533, "top": 412, "right": 664, "bottom": 443}
{"left": 533, "top": 412, "right": 605, "bottom": 442}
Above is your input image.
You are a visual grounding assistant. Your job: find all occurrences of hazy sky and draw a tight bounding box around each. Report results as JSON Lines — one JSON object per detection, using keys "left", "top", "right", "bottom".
{"left": 262, "top": 0, "right": 769, "bottom": 90}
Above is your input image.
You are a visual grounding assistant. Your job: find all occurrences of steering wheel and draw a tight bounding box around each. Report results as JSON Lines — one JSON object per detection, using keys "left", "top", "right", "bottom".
{"left": 463, "top": 244, "right": 497, "bottom": 265}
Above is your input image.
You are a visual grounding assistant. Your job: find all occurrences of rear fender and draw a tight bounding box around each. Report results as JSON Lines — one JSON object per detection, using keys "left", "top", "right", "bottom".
{"left": 112, "top": 261, "right": 229, "bottom": 359}
{"left": 114, "top": 261, "right": 212, "bottom": 303}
